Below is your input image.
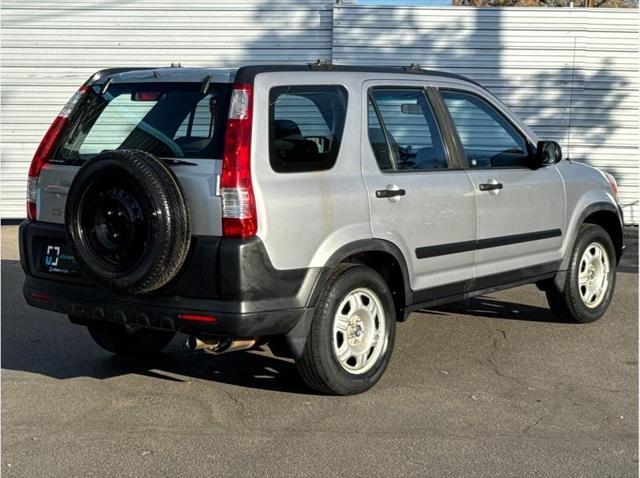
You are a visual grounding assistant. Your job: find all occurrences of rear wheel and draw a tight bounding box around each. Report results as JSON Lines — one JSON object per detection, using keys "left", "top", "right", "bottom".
{"left": 86, "top": 320, "right": 175, "bottom": 357}
{"left": 546, "top": 224, "right": 616, "bottom": 323}
{"left": 296, "top": 264, "right": 396, "bottom": 395}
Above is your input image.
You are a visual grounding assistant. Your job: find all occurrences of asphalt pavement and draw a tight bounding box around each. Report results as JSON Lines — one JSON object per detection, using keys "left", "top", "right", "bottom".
{"left": 2, "top": 225, "right": 637, "bottom": 477}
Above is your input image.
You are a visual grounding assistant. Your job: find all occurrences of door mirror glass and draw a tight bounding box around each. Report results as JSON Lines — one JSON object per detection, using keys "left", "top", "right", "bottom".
{"left": 535, "top": 141, "right": 562, "bottom": 167}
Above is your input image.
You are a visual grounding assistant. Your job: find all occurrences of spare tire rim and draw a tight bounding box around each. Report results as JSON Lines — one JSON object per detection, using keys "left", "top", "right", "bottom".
{"left": 332, "top": 287, "right": 387, "bottom": 375}
{"left": 79, "top": 174, "right": 150, "bottom": 272}
{"left": 578, "top": 241, "right": 610, "bottom": 309}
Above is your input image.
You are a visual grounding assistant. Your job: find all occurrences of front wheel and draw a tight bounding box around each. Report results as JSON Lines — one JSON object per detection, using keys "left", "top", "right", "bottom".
{"left": 296, "top": 264, "right": 396, "bottom": 395}
{"left": 546, "top": 224, "right": 617, "bottom": 323}
{"left": 85, "top": 320, "right": 176, "bottom": 357}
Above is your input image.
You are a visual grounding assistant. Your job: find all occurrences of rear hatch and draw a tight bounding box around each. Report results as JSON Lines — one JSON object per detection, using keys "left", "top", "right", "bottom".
{"left": 36, "top": 75, "right": 232, "bottom": 237}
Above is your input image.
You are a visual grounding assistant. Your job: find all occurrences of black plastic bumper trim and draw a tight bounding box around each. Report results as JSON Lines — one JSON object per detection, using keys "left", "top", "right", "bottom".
{"left": 19, "top": 220, "right": 322, "bottom": 313}
{"left": 23, "top": 275, "right": 311, "bottom": 338}
{"left": 411, "top": 260, "right": 561, "bottom": 308}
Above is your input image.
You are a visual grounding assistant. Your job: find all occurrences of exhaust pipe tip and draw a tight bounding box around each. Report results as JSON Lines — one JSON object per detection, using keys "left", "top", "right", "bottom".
{"left": 186, "top": 336, "right": 256, "bottom": 355}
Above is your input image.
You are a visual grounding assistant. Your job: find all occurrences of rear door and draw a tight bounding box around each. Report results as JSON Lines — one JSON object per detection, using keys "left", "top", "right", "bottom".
{"left": 437, "top": 88, "right": 565, "bottom": 281}
{"left": 361, "top": 80, "right": 477, "bottom": 299}
{"left": 37, "top": 81, "right": 230, "bottom": 237}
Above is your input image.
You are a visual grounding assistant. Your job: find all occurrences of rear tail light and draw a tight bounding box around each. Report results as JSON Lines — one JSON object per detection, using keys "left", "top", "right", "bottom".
{"left": 221, "top": 83, "right": 256, "bottom": 239}
{"left": 27, "top": 86, "right": 89, "bottom": 220}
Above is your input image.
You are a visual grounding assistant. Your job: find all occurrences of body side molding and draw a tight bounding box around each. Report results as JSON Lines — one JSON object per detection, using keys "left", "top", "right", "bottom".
{"left": 416, "top": 229, "right": 562, "bottom": 259}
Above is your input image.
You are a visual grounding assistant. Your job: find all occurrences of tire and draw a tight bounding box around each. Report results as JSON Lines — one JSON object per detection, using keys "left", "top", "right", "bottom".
{"left": 546, "top": 224, "right": 617, "bottom": 323}
{"left": 296, "top": 264, "right": 396, "bottom": 395}
{"left": 86, "top": 320, "right": 175, "bottom": 357}
{"left": 65, "top": 150, "right": 191, "bottom": 294}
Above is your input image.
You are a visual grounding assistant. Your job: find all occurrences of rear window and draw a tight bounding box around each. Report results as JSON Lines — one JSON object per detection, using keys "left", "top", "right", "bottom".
{"left": 53, "top": 82, "right": 231, "bottom": 162}
{"left": 269, "top": 85, "right": 347, "bottom": 173}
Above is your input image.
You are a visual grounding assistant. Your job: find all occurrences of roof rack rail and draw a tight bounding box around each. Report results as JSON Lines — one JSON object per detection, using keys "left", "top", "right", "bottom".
{"left": 403, "top": 63, "right": 425, "bottom": 73}
{"left": 308, "top": 58, "right": 335, "bottom": 70}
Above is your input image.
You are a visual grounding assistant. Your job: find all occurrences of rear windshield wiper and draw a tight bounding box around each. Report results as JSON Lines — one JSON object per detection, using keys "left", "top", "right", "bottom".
{"left": 160, "top": 158, "right": 197, "bottom": 166}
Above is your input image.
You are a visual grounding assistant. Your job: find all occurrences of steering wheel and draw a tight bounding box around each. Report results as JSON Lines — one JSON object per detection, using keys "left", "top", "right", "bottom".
{"left": 136, "top": 122, "right": 185, "bottom": 158}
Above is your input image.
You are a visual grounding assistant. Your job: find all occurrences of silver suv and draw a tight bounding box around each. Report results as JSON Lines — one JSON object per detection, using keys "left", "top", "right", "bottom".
{"left": 20, "top": 65, "right": 624, "bottom": 395}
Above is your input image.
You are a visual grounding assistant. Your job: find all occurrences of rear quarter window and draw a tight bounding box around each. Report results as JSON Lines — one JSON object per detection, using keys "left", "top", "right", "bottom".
{"left": 268, "top": 85, "right": 347, "bottom": 173}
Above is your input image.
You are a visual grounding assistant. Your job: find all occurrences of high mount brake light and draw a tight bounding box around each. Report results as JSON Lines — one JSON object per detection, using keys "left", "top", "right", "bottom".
{"left": 27, "top": 86, "right": 90, "bottom": 220}
{"left": 221, "top": 83, "right": 257, "bottom": 239}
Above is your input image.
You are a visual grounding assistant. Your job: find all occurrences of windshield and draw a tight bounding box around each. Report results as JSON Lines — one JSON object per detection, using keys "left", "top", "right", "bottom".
{"left": 53, "top": 82, "right": 231, "bottom": 162}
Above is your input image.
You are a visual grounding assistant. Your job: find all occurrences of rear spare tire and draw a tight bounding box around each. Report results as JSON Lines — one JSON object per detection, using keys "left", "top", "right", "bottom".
{"left": 65, "top": 150, "right": 190, "bottom": 294}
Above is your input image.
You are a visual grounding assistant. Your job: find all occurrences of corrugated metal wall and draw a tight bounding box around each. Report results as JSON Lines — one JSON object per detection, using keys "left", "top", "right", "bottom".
{"left": 2, "top": 3, "right": 638, "bottom": 222}
{"left": 334, "top": 5, "right": 639, "bottom": 223}
{"left": 1, "top": 0, "right": 335, "bottom": 218}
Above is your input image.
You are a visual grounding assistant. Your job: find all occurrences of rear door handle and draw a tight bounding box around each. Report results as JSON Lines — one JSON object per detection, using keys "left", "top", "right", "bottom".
{"left": 479, "top": 181, "right": 503, "bottom": 192}
{"left": 375, "top": 188, "right": 406, "bottom": 199}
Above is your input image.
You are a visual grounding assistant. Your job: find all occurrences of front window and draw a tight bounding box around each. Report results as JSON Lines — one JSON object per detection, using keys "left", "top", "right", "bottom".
{"left": 441, "top": 90, "right": 529, "bottom": 168}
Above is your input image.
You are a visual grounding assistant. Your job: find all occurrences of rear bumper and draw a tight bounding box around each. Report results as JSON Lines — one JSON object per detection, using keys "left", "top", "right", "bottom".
{"left": 20, "top": 220, "right": 320, "bottom": 338}
{"left": 23, "top": 275, "right": 312, "bottom": 337}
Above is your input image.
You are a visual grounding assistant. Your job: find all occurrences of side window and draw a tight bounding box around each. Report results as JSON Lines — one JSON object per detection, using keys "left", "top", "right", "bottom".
{"left": 367, "top": 99, "right": 393, "bottom": 171}
{"left": 368, "top": 88, "right": 448, "bottom": 171}
{"left": 269, "top": 85, "right": 347, "bottom": 173}
{"left": 441, "top": 90, "right": 529, "bottom": 168}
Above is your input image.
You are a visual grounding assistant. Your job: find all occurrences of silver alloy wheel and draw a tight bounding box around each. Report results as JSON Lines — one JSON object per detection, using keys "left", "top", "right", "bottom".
{"left": 578, "top": 241, "right": 610, "bottom": 309}
{"left": 332, "top": 287, "right": 387, "bottom": 375}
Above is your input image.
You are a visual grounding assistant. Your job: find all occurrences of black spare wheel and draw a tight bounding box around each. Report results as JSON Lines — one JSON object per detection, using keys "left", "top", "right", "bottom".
{"left": 65, "top": 150, "right": 191, "bottom": 294}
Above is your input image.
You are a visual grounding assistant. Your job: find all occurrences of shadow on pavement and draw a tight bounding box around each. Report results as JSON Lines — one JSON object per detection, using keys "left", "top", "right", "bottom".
{"left": 422, "top": 296, "right": 561, "bottom": 323}
{"left": 3, "top": 255, "right": 636, "bottom": 390}
{"left": 1, "top": 258, "right": 312, "bottom": 393}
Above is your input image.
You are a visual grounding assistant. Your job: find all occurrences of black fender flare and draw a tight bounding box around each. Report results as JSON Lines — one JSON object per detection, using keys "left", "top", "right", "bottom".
{"left": 284, "top": 239, "right": 413, "bottom": 359}
{"left": 306, "top": 238, "right": 414, "bottom": 308}
{"left": 551, "top": 201, "right": 624, "bottom": 291}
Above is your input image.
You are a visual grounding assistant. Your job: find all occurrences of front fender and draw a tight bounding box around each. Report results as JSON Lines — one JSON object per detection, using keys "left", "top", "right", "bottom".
{"left": 552, "top": 197, "right": 623, "bottom": 291}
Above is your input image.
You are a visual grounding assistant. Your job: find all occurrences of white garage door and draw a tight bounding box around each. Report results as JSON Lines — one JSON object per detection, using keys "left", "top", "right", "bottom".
{"left": 334, "top": 5, "right": 639, "bottom": 223}
{"left": 1, "top": 0, "right": 335, "bottom": 218}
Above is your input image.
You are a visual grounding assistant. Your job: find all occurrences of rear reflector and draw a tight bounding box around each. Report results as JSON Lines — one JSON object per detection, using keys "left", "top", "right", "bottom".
{"left": 178, "top": 313, "right": 218, "bottom": 323}
{"left": 29, "top": 291, "right": 50, "bottom": 301}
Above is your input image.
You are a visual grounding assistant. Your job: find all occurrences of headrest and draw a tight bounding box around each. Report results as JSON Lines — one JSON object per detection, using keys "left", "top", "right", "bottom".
{"left": 275, "top": 119, "right": 302, "bottom": 139}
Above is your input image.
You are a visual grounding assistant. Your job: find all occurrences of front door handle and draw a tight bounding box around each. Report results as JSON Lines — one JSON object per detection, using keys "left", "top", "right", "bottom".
{"left": 479, "top": 180, "right": 503, "bottom": 192}
{"left": 375, "top": 188, "right": 406, "bottom": 199}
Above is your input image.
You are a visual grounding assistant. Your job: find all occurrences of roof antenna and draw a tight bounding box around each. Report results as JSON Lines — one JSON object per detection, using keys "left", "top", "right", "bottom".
{"left": 566, "top": 38, "right": 577, "bottom": 162}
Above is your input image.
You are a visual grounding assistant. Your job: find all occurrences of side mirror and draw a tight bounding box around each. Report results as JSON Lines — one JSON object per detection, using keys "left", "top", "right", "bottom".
{"left": 534, "top": 141, "right": 562, "bottom": 168}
